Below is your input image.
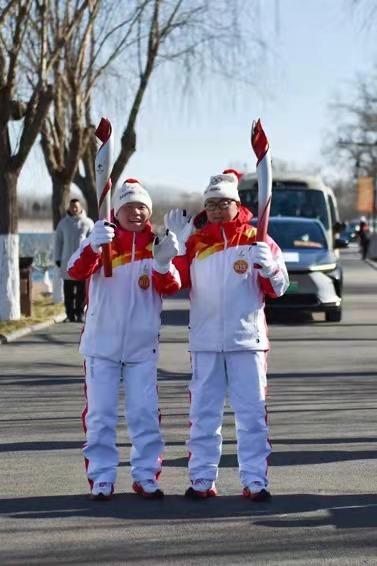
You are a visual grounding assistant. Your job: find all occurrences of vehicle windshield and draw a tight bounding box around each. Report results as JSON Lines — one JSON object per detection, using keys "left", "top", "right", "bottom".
{"left": 239, "top": 184, "right": 329, "bottom": 229}
{"left": 268, "top": 221, "right": 328, "bottom": 250}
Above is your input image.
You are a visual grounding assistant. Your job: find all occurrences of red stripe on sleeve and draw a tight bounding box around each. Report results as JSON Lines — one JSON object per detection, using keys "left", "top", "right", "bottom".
{"left": 258, "top": 272, "right": 279, "bottom": 298}
{"left": 68, "top": 243, "right": 102, "bottom": 280}
{"left": 173, "top": 255, "right": 191, "bottom": 289}
{"left": 152, "top": 269, "right": 181, "bottom": 296}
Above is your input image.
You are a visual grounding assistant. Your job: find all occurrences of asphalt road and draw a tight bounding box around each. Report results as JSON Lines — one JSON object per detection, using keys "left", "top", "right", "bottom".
{"left": 0, "top": 246, "right": 376, "bottom": 565}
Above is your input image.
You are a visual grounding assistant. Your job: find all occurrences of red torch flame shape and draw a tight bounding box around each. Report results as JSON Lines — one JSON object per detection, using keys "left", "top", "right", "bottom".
{"left": 251, "top": 119, "right": 272, "bottom": 243}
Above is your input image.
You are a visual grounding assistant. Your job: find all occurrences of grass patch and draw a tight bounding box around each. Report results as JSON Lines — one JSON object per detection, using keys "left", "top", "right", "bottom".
{"left": 0, "top": 295, "right": 64, "bottom": 336}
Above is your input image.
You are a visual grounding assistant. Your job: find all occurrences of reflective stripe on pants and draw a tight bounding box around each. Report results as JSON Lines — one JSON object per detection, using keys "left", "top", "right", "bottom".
{"left": 83, "top": 356, "right": 164, "bottom": 484}
{"left": 188, "top": 350, "right": 270, "bottom": 490}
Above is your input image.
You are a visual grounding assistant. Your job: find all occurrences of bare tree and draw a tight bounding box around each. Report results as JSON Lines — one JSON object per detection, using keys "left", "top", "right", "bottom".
{"left": 0, "top": 0, "right": 89, "bottom": 320}
{"left": 22, "top": 0, "right": 268, "bottom": 226}
{"left": 30, "top": 0, "right": 149, "bottom": 227}
{"left": 36, "top": 0, "right": 101, "bottom": 228}
{"left": 323, "top": 67, "right": 377, "bottom": 223}
{"left": 69, "top": 0, "right": 268, "bottom": 221}
{"left": 327, "top": 176, "right": 357, "bottom": 219}
{"left": 327, "top": 71, "right": 377, "bottom": 178}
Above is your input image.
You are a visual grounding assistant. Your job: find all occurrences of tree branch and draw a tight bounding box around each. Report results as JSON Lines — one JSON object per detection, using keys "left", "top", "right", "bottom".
{"left": 6, "top": 0, "right": 32, "bottom": 97}
{"left": 10, "top": 83, "right": 53, "bottom": 171}
{"left": 0, "top": 0, "right": 19, "bottom": 28}
{"left": 44, "top": 0, "right": 91, "bottom": 75}
{"left": 40, "top": 117, "right": 59, "bottom": 175}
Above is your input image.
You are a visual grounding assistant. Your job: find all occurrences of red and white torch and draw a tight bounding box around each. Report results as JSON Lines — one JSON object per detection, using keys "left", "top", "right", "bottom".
{"left": 95, "top": 117, "right": 114, "bottom": 278}
{"left": 251, "top": 119, "right": 272, "bottom": 243}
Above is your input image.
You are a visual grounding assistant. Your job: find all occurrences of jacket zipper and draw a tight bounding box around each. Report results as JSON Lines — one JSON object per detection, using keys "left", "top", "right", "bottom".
{"left": 221, "top": 227, "right": 228, "bottom": 351}
{"left": 121, "top": 232, "right": 136, "bottom": 362}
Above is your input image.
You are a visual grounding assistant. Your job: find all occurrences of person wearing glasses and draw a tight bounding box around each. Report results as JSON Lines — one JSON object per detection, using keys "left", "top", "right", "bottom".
{"left": 165, "top": 169, "right": 288, "bottom": 501}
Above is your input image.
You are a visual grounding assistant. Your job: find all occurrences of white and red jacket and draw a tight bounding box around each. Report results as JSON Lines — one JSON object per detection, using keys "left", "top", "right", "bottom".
{"left": 174, "top": 207, "right": 289, "bottom": 352}
{"left": 68, "top": 222, "right": 180, "bottom": 363}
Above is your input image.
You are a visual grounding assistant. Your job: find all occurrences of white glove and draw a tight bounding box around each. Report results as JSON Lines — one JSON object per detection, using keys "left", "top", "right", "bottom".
{"left": 89, "top": 220, "right": 115, "bottom": 253}
{"left": 164, "top": 208, "right": 193, "bottom": 255}
{"left": 153, "top": 230, "right": 179, "bottom": 273}
{"left": 250, "top": 242, "right": 278, "bottom": 278}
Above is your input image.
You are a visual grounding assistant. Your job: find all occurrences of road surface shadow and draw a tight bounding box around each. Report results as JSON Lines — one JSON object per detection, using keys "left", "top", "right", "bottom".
{"left": 160, "top": 448, "right": 377, "bottom": 468}
{"left": 2, "top": 376, "right": 83, "bottom": 386}
{"left": 1, "top": 493, "right": 376, "bottom": 529}
{"left": 157, "top": 368, "right": 191, "bottom": 381}
{"left": 268, "top": 370, "right": 377, "bottom": 379}
{"left": 2, "top": 438, "right": 375, "bottom": 467}
{"left": 161, "top": 309, "right": 189, "bottom": 326}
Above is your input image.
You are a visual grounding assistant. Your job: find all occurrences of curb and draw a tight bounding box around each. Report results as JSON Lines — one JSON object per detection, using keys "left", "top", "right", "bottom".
{"left": 0, "top": 312, "right": 66, "bottom": 344}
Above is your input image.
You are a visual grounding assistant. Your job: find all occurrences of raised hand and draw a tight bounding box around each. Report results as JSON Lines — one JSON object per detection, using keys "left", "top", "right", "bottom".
{"left": 153, "top": 230, "right": 179, "bottom": 273}
{"left": 250, "top": 242, "right": 278, "bottom": 278}
{"left": 89, "top": 220, "right": 115, "bottom": 253}
{"left": 164, "top": 208, "right": 193, "bottom": 255}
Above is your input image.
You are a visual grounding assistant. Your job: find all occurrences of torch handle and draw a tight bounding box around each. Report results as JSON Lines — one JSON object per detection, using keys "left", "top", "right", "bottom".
{"left": 102, "top": 243, "right": 112, "bottom": 278}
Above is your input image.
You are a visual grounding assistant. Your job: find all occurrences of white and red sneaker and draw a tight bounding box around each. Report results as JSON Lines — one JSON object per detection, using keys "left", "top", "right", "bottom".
{"left": 90, "top": 482, "right": 114, "bottom": 501}
{"left": 185, "top": 479, "right": 217, "bottom": 499}
{"left": 132, "top": 479, "right": 164, "bottom": 499}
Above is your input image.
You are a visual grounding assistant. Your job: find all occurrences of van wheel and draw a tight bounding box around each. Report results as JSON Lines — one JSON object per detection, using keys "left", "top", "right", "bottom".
{"left": 325, "top": 309, "right": 342, "bottom": 322}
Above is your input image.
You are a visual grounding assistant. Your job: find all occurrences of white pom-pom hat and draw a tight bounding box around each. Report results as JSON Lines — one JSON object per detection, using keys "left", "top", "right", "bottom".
{"left": 112, "top": 178, "right": 152, "bottom": 216}
{"left": 203, "top": 170, "right": 240, "bottom": 203}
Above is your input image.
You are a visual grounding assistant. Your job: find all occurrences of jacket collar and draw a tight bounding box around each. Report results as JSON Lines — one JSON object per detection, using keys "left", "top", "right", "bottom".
{"left": 193, "top": 206, "right": 253, "bottom": 243}
{"left": 113, "top": 220, "right": 154, "bottom": 251}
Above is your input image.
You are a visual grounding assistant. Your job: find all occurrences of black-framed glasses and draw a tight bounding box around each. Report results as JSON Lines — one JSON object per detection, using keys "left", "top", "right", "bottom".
{"left": 204, "top": 199, "right": 235, "bottom": 211}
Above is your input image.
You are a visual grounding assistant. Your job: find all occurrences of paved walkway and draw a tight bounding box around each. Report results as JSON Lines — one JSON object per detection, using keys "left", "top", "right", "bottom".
{"left": 0, "top": 248, "right": 376, "bottom": 565}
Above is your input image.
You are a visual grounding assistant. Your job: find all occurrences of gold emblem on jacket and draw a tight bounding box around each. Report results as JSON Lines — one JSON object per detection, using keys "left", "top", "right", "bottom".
{"left": 138, "top": 274, "right": 150, "bottom": 289}
{"left": 233, "top": 259, "right": 249, "bottom": 274}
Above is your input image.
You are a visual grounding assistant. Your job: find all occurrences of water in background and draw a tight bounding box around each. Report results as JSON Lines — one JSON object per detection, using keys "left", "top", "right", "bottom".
{"left": 19, "top": 232, "right": 55, "bottom": 282}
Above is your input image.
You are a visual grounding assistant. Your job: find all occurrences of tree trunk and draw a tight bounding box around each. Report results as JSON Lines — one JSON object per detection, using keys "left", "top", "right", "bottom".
{"left": 0, "top": 170, "right": 20, "bottom": 321}
{"left": 51, "top": 176, "right": 71, "bottom": 229}
{"left": 51, "top": 176, "right": 71, "bottom": 304}
{"left": 0, "top": 124, "right": 18, "bottom": 234}
{"left": 0, "top": 233, "right": 20, "bottom": 321}
{"left": 111, "top": 127, "right": 136, "bottom": 188}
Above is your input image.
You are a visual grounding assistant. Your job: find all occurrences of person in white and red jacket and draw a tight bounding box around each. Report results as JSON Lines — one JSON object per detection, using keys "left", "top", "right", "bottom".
{"left": 68, "top": 179, "right": 180, "bottom": 501}
{"left": 166, "top": 170, "right": 289, "bottom": 501}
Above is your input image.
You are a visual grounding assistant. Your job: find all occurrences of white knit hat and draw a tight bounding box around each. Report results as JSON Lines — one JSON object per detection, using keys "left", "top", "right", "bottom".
{"left": 203, "top": 171, "right": 240, "bottom": 203}
{"left": 112, "top": 178, "right": 152, "bottom": 216}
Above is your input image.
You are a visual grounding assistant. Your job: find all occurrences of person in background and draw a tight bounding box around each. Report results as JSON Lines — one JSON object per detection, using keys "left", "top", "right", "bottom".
{"left": 54, "top": 198, "right": 94, "bottom": 322}
{"left": 358, "top": 216, "right": 371, "bottom": 260}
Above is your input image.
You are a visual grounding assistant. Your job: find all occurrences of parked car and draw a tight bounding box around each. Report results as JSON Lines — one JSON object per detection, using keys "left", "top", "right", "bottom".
{"left": 262, "top": 217, "right": 347, "bottom": 322}
{"left": 339, "top": 220, "right": 360, "bottom": 243}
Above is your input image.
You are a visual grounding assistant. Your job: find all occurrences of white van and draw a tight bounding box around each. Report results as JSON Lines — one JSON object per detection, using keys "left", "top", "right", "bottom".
{"left": 238, "top": 173, "right": 343, "bottom": 248}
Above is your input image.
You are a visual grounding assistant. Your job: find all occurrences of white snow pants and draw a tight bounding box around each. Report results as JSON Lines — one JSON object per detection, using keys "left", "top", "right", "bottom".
{"left": 82, "top": 356, "right": 164, "bottom": 485}
{"left": 188, "top": 351, "right": 270, "bottom": 491}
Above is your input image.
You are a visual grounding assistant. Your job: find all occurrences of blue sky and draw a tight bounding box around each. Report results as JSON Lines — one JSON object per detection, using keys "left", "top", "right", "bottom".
{"left": 19, "top": 0, "right": 377, "bottom": 198}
